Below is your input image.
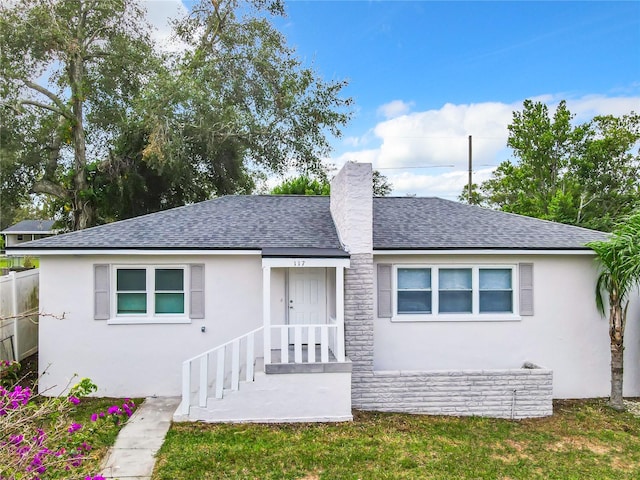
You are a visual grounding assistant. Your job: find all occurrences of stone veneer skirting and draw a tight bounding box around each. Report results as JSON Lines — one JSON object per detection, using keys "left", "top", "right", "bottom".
{"left": 352, "top": 367, "right": 554, "bottom": 419}
{"left": 343, "top": 253, "right": 375, "bottom": 400}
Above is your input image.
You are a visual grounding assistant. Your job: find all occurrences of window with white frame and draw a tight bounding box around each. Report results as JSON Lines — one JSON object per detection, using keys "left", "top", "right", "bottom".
{"left": 479, "top": 268, "right": 513, "bottom": 313}
{"left": 397, "top": 268, "right": 432, "bottom": 314}
{"left": 394, "top": 265, "right": 515, "bottom": 318}
{"left": 115, "top": 266, "right": 185, "bottom": 316}
{"left": 439, "top": 268, "right": 472, "bottom": 313}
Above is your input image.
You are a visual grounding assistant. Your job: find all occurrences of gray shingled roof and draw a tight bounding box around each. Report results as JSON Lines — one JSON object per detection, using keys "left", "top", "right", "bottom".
{"left": 10, "top": 195, "right": 608, "bottom": 251}
{"left": 2, "top": 220, "right": 56, "bottom": 233}
{"left": 13, "top": 196, "right": 341, "bottom": 250}
{"left": 373, "top": 197, "right": 608, "bottom": 250}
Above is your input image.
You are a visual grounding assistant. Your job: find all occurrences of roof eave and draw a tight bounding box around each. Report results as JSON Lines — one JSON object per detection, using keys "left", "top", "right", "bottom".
{"left": 2, "top": 231, "right": 56, "bottom": 235}
{"left": 5, "top": 246, "right": 264, "bottom": 256}
{"left": 373, "top": 247, "right": 596, "bottom": 255}
{"left": 261, "top": 247, "right": 349, "bottom": 259}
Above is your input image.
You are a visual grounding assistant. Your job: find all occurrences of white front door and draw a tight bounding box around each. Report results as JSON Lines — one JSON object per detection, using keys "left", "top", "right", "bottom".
{"left": 288, "top": 268, "right": 326, "bottom": 343}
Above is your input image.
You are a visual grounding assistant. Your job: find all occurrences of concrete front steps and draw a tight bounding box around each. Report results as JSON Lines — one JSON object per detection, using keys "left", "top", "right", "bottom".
{"left": 173, "top": 357, "right": 353, "bottom": 423}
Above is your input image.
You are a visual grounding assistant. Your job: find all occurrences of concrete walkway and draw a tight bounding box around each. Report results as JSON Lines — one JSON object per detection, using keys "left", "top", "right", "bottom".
{"left": 101, "top": 397, "right": 180, "bottom": 480}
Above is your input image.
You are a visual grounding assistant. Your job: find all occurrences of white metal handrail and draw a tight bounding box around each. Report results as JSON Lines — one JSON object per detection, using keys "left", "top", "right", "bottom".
{"left": 180, "top": 326, "right": 263, "bottom": 415}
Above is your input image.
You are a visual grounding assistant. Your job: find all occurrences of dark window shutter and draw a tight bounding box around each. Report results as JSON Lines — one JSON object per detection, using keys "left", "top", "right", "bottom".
{"left": 377, "top": 264, "right": 393, "bottom": 318}
{"left": 519, "top": 263, "right": 534, "bottom": 316}
{"left": 190, "top": 264, "right": 205, "bottom": 319}
{"left": 94, "top": 265, "right": 110, "bottom": 320}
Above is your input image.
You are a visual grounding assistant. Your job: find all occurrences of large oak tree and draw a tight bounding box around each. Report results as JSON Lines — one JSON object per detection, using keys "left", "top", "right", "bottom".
{"left": 1, "top": 0, "right": 157, "bottom": 230}
{"left": 1, "top": 0, "right": 352, "bottom": 229}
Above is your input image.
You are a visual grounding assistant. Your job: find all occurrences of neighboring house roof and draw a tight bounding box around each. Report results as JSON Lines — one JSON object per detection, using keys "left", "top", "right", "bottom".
{"left": 373, "top": 197, "right": 608, "bottom": 250}
{"left": 262, "top": 247, "right": 350, "bottom": 258}
{"left": 11, "top": 196, "right": 343, "bottom": 251}
{"left": 8, "top": 195, "right": 608, "bottom": 252}
{"left": 1, "top": 219, "right": 56, "bottom": 234}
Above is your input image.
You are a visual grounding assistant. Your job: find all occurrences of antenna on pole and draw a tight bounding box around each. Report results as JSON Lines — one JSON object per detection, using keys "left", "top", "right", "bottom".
{"left": 467, "top": 135, "right": 472, "bottom": 204}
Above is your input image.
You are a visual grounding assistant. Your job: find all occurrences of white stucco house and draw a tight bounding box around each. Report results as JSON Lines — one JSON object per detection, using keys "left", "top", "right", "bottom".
{"left": 8, "top": 162, "right": 640, "bottom": 422}
{"left": 2, "top": 219, "right": 57, "bottom": 248}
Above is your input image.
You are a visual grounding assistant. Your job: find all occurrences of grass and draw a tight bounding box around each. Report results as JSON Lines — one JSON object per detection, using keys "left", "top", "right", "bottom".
{"left": 0, "top": 256, "right": 40, "bottom": 269}
{"left": 153, "top": 400, "right": 640, "bottom": 480}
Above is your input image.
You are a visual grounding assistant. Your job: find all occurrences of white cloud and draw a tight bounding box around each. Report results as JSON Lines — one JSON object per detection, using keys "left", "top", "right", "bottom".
{"left": 332, "top": 94, "right": 640, "bottom": 200}
{"left": 377, "top": 100, "right": 414, "bottom": 119}
{"left": 333, "top": 100, "right": 516, "bottom": 174}
{"left": 143, "top": 0, "right": 189, "bottom": 52}
{"left": 342, "top": 128, "right": 378, "bottom": 148}
{"left": 343, "top": 136, "right": 364, "bottom": 148}
{"left": 343, "top": 137, "right": 357, "bottom": 147}
{"left": 332, "top": 148, "right": 381, "bottom": 167}
{"left": 373, "top": 101, "right": 515, "bottom": 170}
{"left": 386, "top": 168, "right": 496, "bottom": 200}
{"left": 567, "top": 95, "right": 640, "bottom": 121}
{"left": 522, "top": 93, "right": 639, "bottom": 122}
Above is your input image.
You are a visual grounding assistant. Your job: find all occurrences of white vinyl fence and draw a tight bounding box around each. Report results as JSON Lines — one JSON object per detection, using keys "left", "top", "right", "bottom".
{"left": 0, "top": 269, "right": 39, "bottom": 362}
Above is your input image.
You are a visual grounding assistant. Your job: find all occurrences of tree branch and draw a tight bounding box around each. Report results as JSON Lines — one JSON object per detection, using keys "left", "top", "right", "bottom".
{"left": 83, "top": 25, "right": 109, "bottom": 50}
{"left": 22, "top": 80, "right": 73, "bottom": 119}
{"left": 83, "top": 50, "right": 110, "bottom": 61}
{"left": 43, "top": 117, "right": 66, "bottom": 180}
{"left": 1, "top": 103, "right": 24, "bottom": 115}
{"left": 0, "top": 311, "right": 66, "bottom": 322}
{"left": 31, "top": 179, "right": 68, "bottom": 200}
{"left": 18, "top": 100, "right": 73, "bottom": 120}
{"left": 197, "top": 0, "right": 229, "bottom": 52}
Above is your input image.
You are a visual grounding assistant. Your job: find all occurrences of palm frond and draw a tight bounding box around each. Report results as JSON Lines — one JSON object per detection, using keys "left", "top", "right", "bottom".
{"left": 587, "top": 208, "right": 640, "bottom": 316}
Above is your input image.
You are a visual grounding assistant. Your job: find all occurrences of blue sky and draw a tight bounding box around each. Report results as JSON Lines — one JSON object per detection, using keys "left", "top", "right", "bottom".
{"left": 150, "top": 1, "right": 640, "bottom": 198}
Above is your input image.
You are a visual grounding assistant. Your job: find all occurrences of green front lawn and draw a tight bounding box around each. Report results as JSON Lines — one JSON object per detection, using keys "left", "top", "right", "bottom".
{"left": 153, "top": 400, "right": 640, "bottom": 479}
{"left": 0, "top": 256, "right": 39, "bottom": 269}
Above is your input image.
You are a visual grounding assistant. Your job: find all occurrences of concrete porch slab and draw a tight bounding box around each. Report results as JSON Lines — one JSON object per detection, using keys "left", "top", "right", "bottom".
{"left": 265, "top": 360, "right": 352, "bottom": 374}
{"left": 266, "top": 346, "right": 351, "bottom": 373}
{"left": 175, "top": 368, "right": 352, "bottom": 423}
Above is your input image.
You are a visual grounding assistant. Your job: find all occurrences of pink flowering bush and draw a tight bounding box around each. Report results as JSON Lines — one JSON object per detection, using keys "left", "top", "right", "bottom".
{"left": 0, "top": 375, "right": 136, "bottom": 480}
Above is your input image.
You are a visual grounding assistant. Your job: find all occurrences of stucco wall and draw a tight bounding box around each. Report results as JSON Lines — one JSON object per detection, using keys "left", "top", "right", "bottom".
{"left": 269, "top": 268, "right": 286, "bottom": 326}
{"left": 373, "top": 253, "right": 640, "bottom": 399}
{"left": 5, "top": 234, "right": 52, "bottom": 247}
{"left": 38, "top": 254, "right": 266, "bottom": 397}
{"left": 6, "top": 234, "right": 32, "bottom": 247}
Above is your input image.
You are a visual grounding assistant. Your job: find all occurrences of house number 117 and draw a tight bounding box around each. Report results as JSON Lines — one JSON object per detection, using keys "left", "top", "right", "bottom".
{"left": 293, "top": 260, "right": 306, "bottom": 267}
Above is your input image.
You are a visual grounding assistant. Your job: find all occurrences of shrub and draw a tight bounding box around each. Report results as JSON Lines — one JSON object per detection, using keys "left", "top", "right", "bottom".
{"left": 22, "top": 257, "right": 34, "bottom": 269}
{"left": 0, "top": 361, "right": 21, "bottom": 387}
{"left": 0, "top": 375, "right": 136, "bottom": 480}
